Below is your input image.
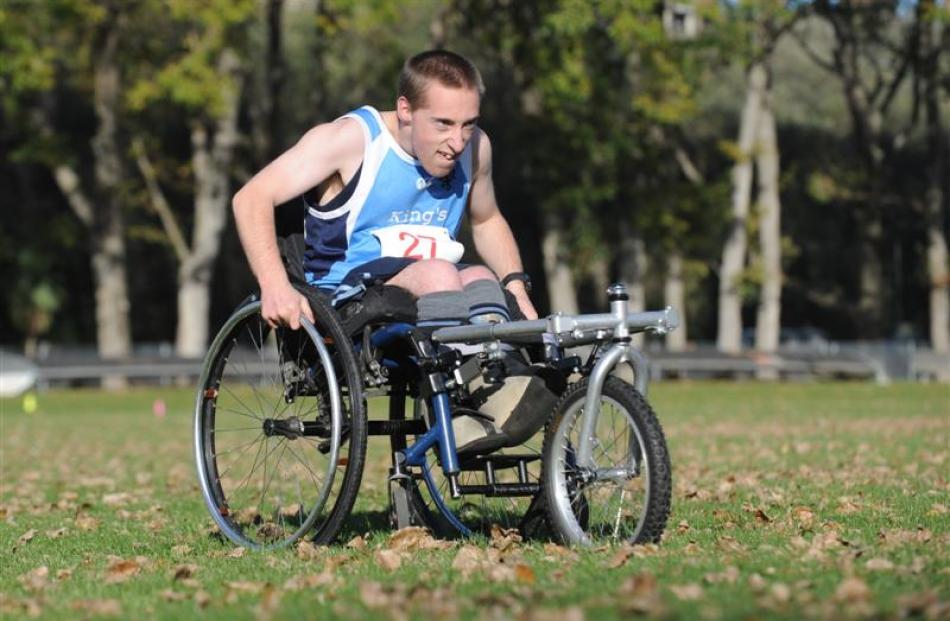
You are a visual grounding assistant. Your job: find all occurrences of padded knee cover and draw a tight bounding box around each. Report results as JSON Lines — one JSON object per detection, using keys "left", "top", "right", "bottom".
{"left": 463, "top": 279, "right": 511, "bottom": 324}
{"left": 416, "top": 290, "right": 469, "bottom": 329}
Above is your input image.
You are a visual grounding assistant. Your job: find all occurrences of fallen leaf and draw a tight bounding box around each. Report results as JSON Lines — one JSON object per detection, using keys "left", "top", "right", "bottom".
{"left": 45, "top": 527, "right": 67, "bottom": 539}
{"left": 296, "top": 540, "right": 321, "bottom": 561}
{"left": 283, "top": 572, "right": 335, "bottom": 590}
{"left": 489, "top": 525, "right": 523, "bottom": 551}
{"left": 834, "top": 577, "right": 871, "bottom": 603}
{"left": 70, "top": 599, "right": 122, "bottom": 616}
{"left": 618, "top": 572, "right": 662, "bottom": 615}
{"left": 227, "top": 546, "right": 247, "bottom": 559}
{"left": 75, "top": 515, "right": 100, "bottom": 532}
{"left": 159, "top": 589, "right": 188, "bottom": 602}
{"left": 105, "top": 558, "right": 141, "bottom": 584}
{"left": 346, "top": 535, "right": 367, "bottom": 550}
{"left": 669, "top": 583, "right": 704, "bottom": 601}
{"left": 375, "top": 549, "right": 403, "bottom": 572}
{"left": 194, "top": 590, "right": 211, "bottom": 609}
{"left": 18, "top": 566, "right": 49, "bottom": 592}
{"left": 225, "top": 580, "right": 265, "bottom": 594}
{"left": 102, "top": 492, "right": 132, "bottom": 507}
{"left": 171, "top": 544, "right": 192, "bottom": 556}
{"left": 514, "top": 563, "right": 536, "bottom": 584}
{"left": 172, "top": 564, "right": 198, "bottom": 581}
{"left": 359, "top": 581, "right": 397, "bottom": 609}
{"left": 452, "top": 545, "right": 484, "bottom": 577}
{"left": 387, "top": 526, "right": 450, "bottom": 551}
{"left": 17, "top": 529, "right": 38, "bottom": 546}
{"left": 865, "top": 558, "right": 894, "bottom": 571}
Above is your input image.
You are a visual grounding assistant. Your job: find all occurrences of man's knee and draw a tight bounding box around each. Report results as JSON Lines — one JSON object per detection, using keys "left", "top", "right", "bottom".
{"left": 390, "top": 259, "right": 462, "bottom": 295}
{"left": 459, "top": 265, "right": 496, "bottom": 286}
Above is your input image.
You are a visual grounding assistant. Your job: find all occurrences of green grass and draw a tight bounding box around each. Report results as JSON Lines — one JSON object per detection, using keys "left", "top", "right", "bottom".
{"left": 1, "top": 382, "right": 947, "bottom": 619}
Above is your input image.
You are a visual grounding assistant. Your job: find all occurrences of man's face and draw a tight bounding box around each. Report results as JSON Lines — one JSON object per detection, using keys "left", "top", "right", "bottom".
{"left": 399, "top": 82, "right": 480, "bottom": 178}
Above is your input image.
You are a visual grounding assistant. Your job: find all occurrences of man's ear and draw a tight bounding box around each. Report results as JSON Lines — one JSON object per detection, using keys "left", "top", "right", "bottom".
{"left": 396, "top": 96, "right": 413, "bottom": 124}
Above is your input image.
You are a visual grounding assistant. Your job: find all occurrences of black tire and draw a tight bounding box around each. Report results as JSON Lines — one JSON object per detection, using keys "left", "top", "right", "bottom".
{"left": 541, "top": 377, "right": 671, "bottom": 546}
{"left": 194, "top": 298, "right": 366, "bottom": 549}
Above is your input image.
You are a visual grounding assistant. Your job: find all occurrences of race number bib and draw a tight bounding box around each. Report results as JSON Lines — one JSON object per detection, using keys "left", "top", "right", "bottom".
{"left": 372, "top": 225, "right": 465, "bottom": 263}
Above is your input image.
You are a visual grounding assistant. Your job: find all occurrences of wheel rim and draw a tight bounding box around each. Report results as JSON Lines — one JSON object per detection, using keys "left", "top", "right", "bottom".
{"left": 551, "top": 394, "right": 650, "bottom": 545}
{"left": 193, "top": 302, "right": 341, "bottom": 550}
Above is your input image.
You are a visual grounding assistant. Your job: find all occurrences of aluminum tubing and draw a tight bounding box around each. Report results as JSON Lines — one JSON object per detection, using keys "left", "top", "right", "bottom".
{"left": 575, "top": 343, "right": 627, "bottom": 469}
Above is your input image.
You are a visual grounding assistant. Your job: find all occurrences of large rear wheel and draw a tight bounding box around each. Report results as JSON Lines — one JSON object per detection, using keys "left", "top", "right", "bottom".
{"left": 194, "top": 299, "right": 366, "bottom": 549}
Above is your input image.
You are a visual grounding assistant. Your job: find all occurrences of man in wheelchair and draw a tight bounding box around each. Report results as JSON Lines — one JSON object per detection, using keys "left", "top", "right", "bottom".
{"left": 231, "top": 49, "right": 554, "bottom": 461}
{"left": 200, "top": 48, "right": 671, "bottom": 549}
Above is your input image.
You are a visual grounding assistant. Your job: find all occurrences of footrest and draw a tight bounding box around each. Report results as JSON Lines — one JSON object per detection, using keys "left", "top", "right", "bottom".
{"left": 462, "top": 453, "right": 541, "bottom": 470}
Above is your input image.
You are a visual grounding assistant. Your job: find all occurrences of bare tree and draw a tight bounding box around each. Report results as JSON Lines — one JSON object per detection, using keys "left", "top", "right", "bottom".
{"left": 718, "top": 61, "right": 766, "bottom": 353}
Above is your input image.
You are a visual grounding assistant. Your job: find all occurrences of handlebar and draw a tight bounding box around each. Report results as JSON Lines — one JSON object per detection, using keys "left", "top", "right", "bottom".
{"left": 431, "top": 306, "right": 679, "bottom": 346}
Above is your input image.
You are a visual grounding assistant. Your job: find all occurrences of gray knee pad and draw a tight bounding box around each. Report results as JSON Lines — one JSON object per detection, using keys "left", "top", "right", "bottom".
{"left": 416, "top": 290, "right": 469, "bottom": 328}
{"left": 463, "top": 279, "right": 511, "bottom": 324}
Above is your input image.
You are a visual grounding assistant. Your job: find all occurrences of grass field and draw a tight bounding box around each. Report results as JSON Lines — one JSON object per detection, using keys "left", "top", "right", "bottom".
{"left": 1, "top": 382, "right": 947, "bottom": 620}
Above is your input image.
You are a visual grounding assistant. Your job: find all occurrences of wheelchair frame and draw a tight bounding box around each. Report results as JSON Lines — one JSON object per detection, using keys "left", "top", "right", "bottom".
{"left": 194, "top": 281, "right": 678, "bottom": 547}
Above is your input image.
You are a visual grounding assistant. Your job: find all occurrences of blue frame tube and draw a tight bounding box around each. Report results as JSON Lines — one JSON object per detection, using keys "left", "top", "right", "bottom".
{"left": 401, "top": 392, "right": 460, "bottom": 475}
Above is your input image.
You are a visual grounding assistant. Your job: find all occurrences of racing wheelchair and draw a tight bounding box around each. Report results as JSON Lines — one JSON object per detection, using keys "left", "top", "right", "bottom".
{"left": 193, "top": 209, "right": 678, "bottom": 550}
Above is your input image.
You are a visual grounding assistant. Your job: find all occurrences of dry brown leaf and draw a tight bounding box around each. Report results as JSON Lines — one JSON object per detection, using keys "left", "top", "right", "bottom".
{"left": 387, "top": 526, "right": 451, "bottom": 551}
{"left": 669, "top": 583, "right": 704, "bottom": 601}
{"left": 283, "top": 572, "right": 335, "bottom": 591}
{"left": 159, "top": 589, "right": 188, "bottom": 602}
{"left": 17, "top": 529, "right": 38, "bottom": 546}
{"left": 618, "top": 571, "right": 662, "bottom": 615}
{"left": 227, "top": 546, "right": 248, "bottom": 559}
{"left": 171, "top": 544, "right": 191, "bottom": 556}
{"left": 105, "top": 558, "right": 141, "bottom": 584}
{"left": 56, "top": 568, "right": 72, "bottom": 581}
{"left": 375, "top": 549, "right": 403, "bottom": 572}
{"left": 226, "top": 580, "right": 265, "bottom": 594}
{"left": 834, "top": 577, "right": 871, "bottom": 603}
{"left": 359, "top": 581, "right": 397, "bottom": 609}
{"left": 865, "top": 558, "right": 894, "bottom": 571}
{"left": 753, "top": 508, "right": 771, "bottom": 524}
{"left": 452, "top": 545, "right": 484, "bottom": 577}
{"left": 194, "top": 590, "right": 211, "bottom": 609}
{"left": 75, "top": 514, "right": 100, "bottom": 532}
{"left": 792, "top": 506, "right": 816, "bottom": 526}
{"left": 514, "top": 563, "right": 536, "bottom": 584}
{"left": 346, "top": 535, "right": 368, "bottom": 550}
{"left": 769, "top": 582, "right": 791, "bottom": 603}
{"left": 172, "top": 564, "right": 198, "bottom": 581}
{"left": 489, "top": 524, "right": 523, "bottom": 551}
{"left": 18, "top": 566, "right": 49, "bottom": 592}
{"left": 45, "top": 527, "right": 67, "bottom": 539}
{"left": 704, "top": 566, "right": 740, "bottom": 585}
{"left": 70, "top": 599, "right": 122, "bottom": 616}
{"left": 102, "top": 492, "right": 132, "bottom": 507}
{"left": 526, "top": 606, "right": 585, "bottom": 621}
{"left": 296, "top": 540, "right": 321, "bottom": 561}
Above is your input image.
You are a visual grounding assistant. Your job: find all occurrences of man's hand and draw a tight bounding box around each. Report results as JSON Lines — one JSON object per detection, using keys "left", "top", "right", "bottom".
{"left": 505, "top": 281, "right": 538, "bottom": 320}
{"left": 261, "top": 280, "right": 315, "bottom": 330}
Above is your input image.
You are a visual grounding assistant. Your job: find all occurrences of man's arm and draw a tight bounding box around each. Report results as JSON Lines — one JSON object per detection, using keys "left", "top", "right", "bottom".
{"left": 468, "top": 131, "right": 538, "bottom": 320}
{"left": 232, "top": 118, "right": 363, "bottom": 329}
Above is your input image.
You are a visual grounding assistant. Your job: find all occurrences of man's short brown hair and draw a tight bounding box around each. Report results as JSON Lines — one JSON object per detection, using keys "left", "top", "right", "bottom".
{"left": 398, "top": 50, "right": 485, "bottom": 108}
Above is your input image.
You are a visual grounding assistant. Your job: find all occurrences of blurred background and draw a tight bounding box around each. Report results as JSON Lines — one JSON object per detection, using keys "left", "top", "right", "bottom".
{"left": 1, "top": 0, "right": 948, "bottom": 387}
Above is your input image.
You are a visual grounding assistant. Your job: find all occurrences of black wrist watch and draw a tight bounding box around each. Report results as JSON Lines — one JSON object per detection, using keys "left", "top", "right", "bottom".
{"left": 501, "top": 272, "right": 532, "bottom": 292}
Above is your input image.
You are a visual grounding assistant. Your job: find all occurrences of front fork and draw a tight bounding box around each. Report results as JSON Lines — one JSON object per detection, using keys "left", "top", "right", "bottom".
{"left": 575, "top": 284, "right": 650, "bottom": 474}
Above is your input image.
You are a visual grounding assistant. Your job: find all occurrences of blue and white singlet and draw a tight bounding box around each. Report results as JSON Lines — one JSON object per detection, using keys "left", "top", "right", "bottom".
{"left": 303, "top": 106, "right": 474, "bottom": 292}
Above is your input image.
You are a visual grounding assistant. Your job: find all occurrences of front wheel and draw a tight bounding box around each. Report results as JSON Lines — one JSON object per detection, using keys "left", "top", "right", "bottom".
{"left": 541, "top": 377, "right": 671, "bottom": 546}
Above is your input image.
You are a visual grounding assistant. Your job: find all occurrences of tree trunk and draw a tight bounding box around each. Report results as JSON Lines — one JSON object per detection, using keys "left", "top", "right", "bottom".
{"left": 176, "top": 49, "right": 243, "bottom": 358}
{"left": 541, "top": 214, "right": 578, "bottom": 314}
{"left": 920, "top": 1, "right": 949, "bottom": 359}
{"left": 717, "top": 61, "right": 766, "bottom": 353}
{"left": 618, "top": 221, "right": 648, "bottom": 346}
{"left": 754, "top": 81, "right": 782, "bottom": 355}
{"left": 664, "top": 252, "right": 687, "bottom": 351}
{"left": 87, "top": 15, "right": 131, "bottom": 388}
